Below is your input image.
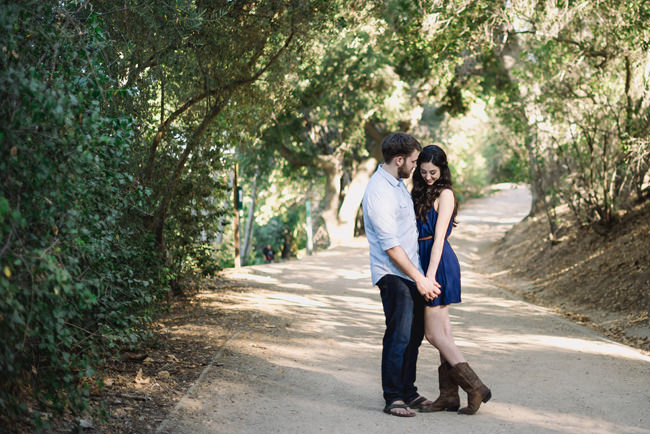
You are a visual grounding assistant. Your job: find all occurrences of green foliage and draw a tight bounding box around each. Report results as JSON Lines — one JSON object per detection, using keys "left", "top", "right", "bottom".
{"left": 0, "top": 1, "right": 162, "bottom": 426}
{"left": 95, "top": 0, "right": 333, "bottom": 281}
{"left": 159, "top": 138, "right": 229, "bottom": 282}
{"left": 256, "top": 201, "right": 307, "bottom": 260}
{"left": 395, "top": 0, "right": 649, "bottom": 228}
{"left": 508, "top": 0, "right": 650, "bottom": 225}
{"left": 241, "top": 167, "right": 315, "bottom": 263}
{"left": 384, "top": 0, "right": 497, "bottom": 83}
{"left": 264, "top": 4, "right": 398, "bottom": 161}
{"left": 484, "top": 143, "right": 529, "bottom": 184}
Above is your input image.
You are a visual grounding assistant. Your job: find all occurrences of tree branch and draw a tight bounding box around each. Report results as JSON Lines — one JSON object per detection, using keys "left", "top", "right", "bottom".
{"left": 552, "top": 36, "right": 615, "bottom": 60}
{"left": 153, "top": 100, "right": 226, "bottom": 248}
{"left": 275, "top": 141, "right": 313, "bottom": 167}
{"left": 143, "top": 28, "right": 297, "bottom": 183}
{"left": 625, "top": 55, "right": 633, "bottom": 131}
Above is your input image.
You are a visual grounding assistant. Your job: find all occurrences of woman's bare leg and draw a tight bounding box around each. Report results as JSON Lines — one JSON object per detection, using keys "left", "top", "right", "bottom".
{"left": 424, "top": 305, "right": 465, "bottom": 365}
{"left": 424, "top": 305, "right": 491, "bottom": 414}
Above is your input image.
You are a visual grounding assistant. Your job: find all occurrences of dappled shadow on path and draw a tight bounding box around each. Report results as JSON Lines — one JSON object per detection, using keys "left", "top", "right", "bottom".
{"left": 159, "top": 186, "right": 650, "bottom": 434}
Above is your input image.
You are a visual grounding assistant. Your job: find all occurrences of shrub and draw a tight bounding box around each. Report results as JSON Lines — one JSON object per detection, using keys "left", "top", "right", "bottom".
{"left": 0, "top": 2, "right": 162, "bottom": 427}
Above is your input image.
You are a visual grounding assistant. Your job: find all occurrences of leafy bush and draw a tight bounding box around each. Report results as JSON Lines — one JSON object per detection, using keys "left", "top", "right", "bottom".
{"left": 160, "top": 147, "right": 229, "bottom": 286}
{"left": 0, "top": 2, "right": 162, "bottom": 426}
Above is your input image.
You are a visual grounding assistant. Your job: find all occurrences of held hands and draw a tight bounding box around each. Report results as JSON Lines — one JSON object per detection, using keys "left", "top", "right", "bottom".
{"left": 416, "top": 275, "right": 441, "bottom": 302}
{"left": 426, "top": 273, "right": 442, "bottom": 300}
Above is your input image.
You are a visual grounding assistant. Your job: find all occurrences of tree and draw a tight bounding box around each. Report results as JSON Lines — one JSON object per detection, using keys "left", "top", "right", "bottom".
{"left": 503, "top": 0, "right": 650, "bottom": 226}
{"left": 263, "top": 4, "right": 422, "bottom": 244}
{"left": 385, "top": 0, "right": 650, "bottom": 230}
{"left": 95, "top": 0, "right": 332, "bottom": 261}
{"left": 1, "top": 1, "right": 160, "bottom": 424}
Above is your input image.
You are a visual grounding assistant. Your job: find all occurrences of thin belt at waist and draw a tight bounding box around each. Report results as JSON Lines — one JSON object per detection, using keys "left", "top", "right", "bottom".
{"left": 418, "top": 235, "right": 451, "bottom": 241}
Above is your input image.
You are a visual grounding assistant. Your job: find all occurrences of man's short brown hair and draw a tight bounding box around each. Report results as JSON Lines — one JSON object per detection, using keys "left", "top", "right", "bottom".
{"left": 381, "top": 132, "right": 422, "bottom": 163}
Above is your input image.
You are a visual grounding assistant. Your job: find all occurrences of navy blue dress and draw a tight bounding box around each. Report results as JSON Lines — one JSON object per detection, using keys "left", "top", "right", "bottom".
{"left": 417, "top": 207, "right": 461, "bottom": 306}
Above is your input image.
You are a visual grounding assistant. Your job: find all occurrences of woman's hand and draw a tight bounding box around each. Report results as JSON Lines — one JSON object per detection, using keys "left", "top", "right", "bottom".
{"left": 425, "top": 274, "right": 441, "bottom": 296}
{"left": 415, "top": 275, "right": 440, "bottom": 301}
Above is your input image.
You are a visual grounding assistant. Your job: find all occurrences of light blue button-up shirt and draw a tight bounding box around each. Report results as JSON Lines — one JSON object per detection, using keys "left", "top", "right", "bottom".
{"left": 362, "top": 164, "right": 423, "bottom": 285}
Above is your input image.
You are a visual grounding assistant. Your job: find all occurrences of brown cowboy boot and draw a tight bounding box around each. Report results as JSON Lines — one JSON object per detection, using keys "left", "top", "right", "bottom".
{"left": 420, "top": 361, "right": 460, "bottom": 412}
{"left": 449, "top": 362, "right": 491, "bottom": 415}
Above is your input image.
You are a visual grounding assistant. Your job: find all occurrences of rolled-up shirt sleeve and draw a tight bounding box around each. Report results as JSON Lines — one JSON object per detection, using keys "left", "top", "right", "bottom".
{"left": 365, "top": 189, "right": 400, "bottom": 251}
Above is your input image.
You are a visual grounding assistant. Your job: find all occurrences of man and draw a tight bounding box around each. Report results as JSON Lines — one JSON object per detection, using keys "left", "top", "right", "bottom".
{"left": 262, "top": 245, "right": 275, "bottom": 263}
{"left": 362, "top": 132, "right": 440, "bottom": 417}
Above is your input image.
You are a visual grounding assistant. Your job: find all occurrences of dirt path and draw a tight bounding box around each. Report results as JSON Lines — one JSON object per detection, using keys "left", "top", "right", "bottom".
{"left": 156, "top": 185, "right": 650, "bottom": 434}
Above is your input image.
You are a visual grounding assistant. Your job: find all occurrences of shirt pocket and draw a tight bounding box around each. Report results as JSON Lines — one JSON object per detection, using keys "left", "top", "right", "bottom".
{"left": 397, "top": 196, "right": 413, "bottom": 222}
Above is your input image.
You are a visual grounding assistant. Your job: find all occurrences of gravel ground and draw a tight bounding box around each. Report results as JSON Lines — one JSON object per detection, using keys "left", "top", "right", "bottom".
{"left": 151, "top": 185, "right": 650, "bottom": 434}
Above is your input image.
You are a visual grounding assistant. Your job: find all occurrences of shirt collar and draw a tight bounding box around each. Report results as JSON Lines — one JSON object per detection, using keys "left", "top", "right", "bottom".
{"left": 377, "top": 164, "right": 401, "bottom": 187}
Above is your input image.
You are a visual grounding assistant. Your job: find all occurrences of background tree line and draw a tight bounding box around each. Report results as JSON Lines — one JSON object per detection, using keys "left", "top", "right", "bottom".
{"left": 1, "top": 0, "right": 648, "bottom": 428}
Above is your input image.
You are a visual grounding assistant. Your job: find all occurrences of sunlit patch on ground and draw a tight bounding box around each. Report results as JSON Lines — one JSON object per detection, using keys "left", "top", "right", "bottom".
{"left": 485, "top": 402, "right": 650, "bottom": 434}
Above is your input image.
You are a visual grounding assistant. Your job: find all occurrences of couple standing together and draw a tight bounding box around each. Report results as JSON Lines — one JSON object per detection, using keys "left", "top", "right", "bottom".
{"left": 362, "top": 132, "right": 491, "bottom": 417}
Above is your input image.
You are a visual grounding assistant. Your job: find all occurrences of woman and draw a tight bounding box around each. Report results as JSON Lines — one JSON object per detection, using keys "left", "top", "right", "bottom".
{"left": 411, "top": 145, "right": 491, "bottom": 415}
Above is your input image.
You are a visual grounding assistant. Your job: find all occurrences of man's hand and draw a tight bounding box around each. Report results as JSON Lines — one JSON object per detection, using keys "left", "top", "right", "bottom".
{"left": 384, "top": 245, "right": 441, "bottom": 301}
{"left": 415, "top": 275, "right": 441, "bottom": 301}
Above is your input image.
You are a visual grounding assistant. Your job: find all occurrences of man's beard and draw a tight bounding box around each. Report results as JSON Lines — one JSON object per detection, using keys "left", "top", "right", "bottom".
{"left": 397, "top": 165, "right": 412, "bottom": 179}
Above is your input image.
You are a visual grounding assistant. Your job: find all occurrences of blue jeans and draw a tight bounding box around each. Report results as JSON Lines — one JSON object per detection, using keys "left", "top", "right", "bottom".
{"left": 377, "top": 274, "right": 425, "bottom": 405}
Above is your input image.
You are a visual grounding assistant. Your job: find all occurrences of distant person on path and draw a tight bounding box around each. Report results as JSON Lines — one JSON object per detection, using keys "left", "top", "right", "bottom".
{"left": 411, "top": 145, "right": 491, "bottom": 415}
{"left": 362, "top": 132, "right": 440, "bottom": 417}
{"left": 262, "top": 245, "right": 275, "bottom": 263}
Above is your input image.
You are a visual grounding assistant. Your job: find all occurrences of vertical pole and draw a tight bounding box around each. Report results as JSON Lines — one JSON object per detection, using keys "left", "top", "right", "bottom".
{"left": 241, "top": 172, "right": 258, "bottom": 265}
{"left": 306, "top": 198, "right": 313, "bottom": 256}
{"left": 233, "top": 163, "right": 241, "bottom": 268}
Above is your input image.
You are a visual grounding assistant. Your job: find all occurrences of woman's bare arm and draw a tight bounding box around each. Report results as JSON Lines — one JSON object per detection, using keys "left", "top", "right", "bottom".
{"left": 426, "top": 189, "right": 455, "bottom": 282}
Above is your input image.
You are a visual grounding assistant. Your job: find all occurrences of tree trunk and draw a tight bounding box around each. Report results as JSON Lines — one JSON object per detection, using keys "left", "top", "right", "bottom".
{"left": 281, "top": 230, "right": 292, "bottom": 259}
{"left": 146, "top": 30, "right": 298, "bottom": 250}
{"left": 215, "top": 171, "right": 234, "bottom": 245}
{"left": 275, "top": 121, "right": 389, "bottom": 246}
{"left": 327, "top": 121, "right": 386, "bottom": 243}
{"left": 241, "top": 172, "right": 259, "bottom": 265}
{"left": 215, "top": 216, "right": 227, "bottom": 245}
{"left": 336, "top": 157, "right": 378, "bottom": 241}
{"left": 153, "top": 101, "right": 225, "bottom": 250}
{"left": 496, "top": 30, "right": 546, "bottom": 216}
{"left": 525, "top": 129, "right": 546, "bottom": 216}
{"left": 233, "top": 164, "right": 241, "bottom": 268}
{"left": 317, "top": 155, "right": 345, "bottom": 246}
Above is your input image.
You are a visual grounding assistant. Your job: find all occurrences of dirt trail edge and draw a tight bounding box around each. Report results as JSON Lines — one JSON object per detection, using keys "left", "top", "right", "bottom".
{"left": 157, "top": 185, "right": 650, "bottom": 434}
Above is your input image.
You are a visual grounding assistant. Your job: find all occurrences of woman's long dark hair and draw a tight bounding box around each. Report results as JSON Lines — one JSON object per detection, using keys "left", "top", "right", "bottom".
{"left": 412, "top": 145, "right": 458, "bottom": 225}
